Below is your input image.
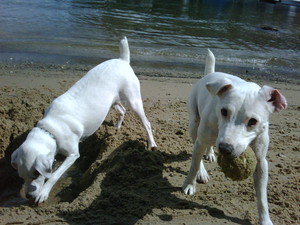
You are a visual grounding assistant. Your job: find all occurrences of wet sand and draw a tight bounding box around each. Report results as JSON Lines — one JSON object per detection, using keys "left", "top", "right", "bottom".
{"left": 0, "top": 63, "right": 299, "bottom": 224}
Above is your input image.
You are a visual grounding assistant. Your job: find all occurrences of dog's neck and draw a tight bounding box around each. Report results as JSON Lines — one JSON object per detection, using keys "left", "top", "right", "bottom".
{"left": 36, "top": 126, "right": 56, "bottom": 141}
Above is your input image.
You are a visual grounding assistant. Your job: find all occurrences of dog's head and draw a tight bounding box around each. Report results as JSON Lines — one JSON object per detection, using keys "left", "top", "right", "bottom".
{"left": 206, "top": 77, "right": 287, "bottom": 157}
{"left": 11, "top": 129, "right": 55, "bottom": 199}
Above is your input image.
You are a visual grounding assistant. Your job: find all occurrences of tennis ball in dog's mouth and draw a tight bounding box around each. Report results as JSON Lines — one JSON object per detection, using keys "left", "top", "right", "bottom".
{"left": 217, "top": 147, "right": 257, "bottom": 181}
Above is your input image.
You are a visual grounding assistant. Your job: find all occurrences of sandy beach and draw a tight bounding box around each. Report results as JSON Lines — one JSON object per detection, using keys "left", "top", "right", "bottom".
{"left": 0, "top": 63, "right": 299, "bottom": 225}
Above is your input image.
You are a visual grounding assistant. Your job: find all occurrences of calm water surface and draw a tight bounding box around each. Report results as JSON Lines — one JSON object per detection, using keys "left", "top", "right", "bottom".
{"left": 0, "top": 0, "right": 299, "bottom": 79}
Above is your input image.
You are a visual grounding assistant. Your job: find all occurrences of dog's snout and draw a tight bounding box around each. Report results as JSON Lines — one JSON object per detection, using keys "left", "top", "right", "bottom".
{"left": 219, "top": 142, "right": 234, "bottom": 155}
{"left": 26, "top": 193, "right": 32, "bottom": 199}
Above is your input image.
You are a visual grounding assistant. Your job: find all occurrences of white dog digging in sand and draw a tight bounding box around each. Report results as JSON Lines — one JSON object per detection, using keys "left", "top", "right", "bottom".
{"left": 183, "top": 49, "right": 287, "bottom": 225}
{"left": 11, "top": 37, "right": 157, "bottom": 204}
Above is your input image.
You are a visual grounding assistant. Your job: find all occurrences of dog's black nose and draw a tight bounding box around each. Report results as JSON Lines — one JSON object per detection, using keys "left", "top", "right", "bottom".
{"left": 219, "top": 142, "right": 234, "bottom": 155}
{"left": 25, "top": 193, "right": 33, "bottom": 199}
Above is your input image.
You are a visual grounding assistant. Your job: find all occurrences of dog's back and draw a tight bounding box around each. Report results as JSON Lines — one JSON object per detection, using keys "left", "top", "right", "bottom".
{"left": 39, "top": 37, "right": 139, "bottom": 139}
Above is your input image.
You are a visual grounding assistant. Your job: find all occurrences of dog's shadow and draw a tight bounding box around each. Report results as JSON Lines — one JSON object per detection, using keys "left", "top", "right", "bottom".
{"left": 0, "top": 130, "right": 29, "bottom": 206}
{"left": 58, "top": 140, "right": 252, "bottom": 225}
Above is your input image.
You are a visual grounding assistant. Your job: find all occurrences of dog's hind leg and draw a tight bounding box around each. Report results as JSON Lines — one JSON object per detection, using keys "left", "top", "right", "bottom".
{"left": 127, "top": 97, "right": 157, "bottom": 150}
{"left": 114, "top": 103, "right": 126, "bottom": 128}
{"left": 204, "top": 146, "right": 216, "bottom": 162}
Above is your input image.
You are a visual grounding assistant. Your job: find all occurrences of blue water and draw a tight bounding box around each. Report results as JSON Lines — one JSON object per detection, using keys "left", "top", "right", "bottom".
{"left": 0, "top": 0, "right": 299, "bottom": 79}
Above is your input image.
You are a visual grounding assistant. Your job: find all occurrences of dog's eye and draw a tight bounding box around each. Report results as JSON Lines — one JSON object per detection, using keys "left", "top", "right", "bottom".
{"left": 221, "top": 108, "right": 228, "bottom": 117}
{"left": 248, "top": 118, "right": 257, "bottom": 127}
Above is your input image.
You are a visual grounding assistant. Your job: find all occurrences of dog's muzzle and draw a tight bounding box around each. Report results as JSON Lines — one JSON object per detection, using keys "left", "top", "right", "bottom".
{"left": 218, "top": 142, "right": 234, "bottom": 156}
{"left": 26, "top": 193, "right": 33, "bottom": 199}
{"left": 25, "top": 182, "right": 39, "bottom": 199}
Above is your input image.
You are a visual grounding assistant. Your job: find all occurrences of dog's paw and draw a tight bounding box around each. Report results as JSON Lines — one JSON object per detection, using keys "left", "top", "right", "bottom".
{"left": 204, "top": 153, "right": 216, "bottom": 162}
{"left": 182, "top": 183, "right": 196, "bottom": 195}
{"left": 260, "top": 217, "right": 273, "bottom": 225}
{"left": 114, "top": 121, "right": 122, "bottom": 129}
{"left": 35, "top": 192, "right": 49, "bottom": 204}
{"left": 35, "top": 187, "right": 51, "bottom": 204}
{"left": 205, "top": 146, "right": 216, "bottom": 162}
{"left": 196, "top": 170, "right": 210, "bottom": 183}
{"left": 148, "top": 142, "right": 157, "bottom": 150}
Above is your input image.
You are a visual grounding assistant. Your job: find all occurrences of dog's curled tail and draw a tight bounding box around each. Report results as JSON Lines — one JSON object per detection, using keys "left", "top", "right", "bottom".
{"left": 119, "top": 36, "right": 130, "bottom": 64}
{"left": 204, "top": 48, "right": 215, "bottom": 76}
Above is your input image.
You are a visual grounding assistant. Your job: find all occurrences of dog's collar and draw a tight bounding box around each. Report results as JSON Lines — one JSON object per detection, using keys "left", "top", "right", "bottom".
{"left": 36, "top": 126, "right": 56, "bottom": 141}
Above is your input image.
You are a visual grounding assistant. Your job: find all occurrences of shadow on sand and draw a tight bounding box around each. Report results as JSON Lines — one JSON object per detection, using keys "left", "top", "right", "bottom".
{"left": 57, "top": 139, "right": 251, "bottom": 225}
{"left": 0, "top": 130, "right": 28, "bottom": 207}
{"left": 0, "top": 125, "right": 251, "bottom": 224}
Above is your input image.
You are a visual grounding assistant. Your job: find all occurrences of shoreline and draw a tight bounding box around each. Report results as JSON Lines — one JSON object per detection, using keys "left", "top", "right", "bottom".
{"left": 1, "top": 55, "right": 299, "bottom": 84}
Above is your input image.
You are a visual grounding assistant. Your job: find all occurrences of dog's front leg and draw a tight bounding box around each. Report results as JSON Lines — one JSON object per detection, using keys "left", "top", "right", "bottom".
{"left": 251, "top": 131, "right": 273, "bottom": 225}
{"left": 183, "top": 138, "right": 207, "bottom": 195}
{"left": 35, "top": 152, "right": 79, "bottom": 203}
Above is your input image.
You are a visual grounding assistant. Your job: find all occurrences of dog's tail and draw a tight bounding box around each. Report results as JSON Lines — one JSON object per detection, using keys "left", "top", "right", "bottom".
{"left": 119, "top": 36, "right": 130, "bottom": 64}
{"left": 204, "top": 48, "right": 215, "bottom": 76}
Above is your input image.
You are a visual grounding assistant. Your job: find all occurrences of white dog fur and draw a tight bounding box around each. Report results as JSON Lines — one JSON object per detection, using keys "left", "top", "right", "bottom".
{"left": 11, "top": 37, "right": 157, "bottom": 203}
{"left": 182, "top": 49, "right": 287, "bottom": 225}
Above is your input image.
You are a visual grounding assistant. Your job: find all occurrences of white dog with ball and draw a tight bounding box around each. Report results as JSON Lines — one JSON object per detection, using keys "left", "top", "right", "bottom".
{"left": 183, "top": 49, "right": 287, "bottom": 225}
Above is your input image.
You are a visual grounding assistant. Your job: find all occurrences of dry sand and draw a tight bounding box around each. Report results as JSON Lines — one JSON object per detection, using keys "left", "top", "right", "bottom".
{"left": 0, "top": 64, "right": 299, "bottom": 225}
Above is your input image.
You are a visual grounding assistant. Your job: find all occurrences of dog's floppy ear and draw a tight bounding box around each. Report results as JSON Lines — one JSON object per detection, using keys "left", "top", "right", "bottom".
{"left": 34, "top": 155, "right": 52, "bottom": 179}
{"left": 11, "top": 150, "right": 18, "bottom": 170}
{"left": 259, "top": 85, "right": 287, "bottom": 113}
{"left": 206, "top": 78, "right": 233, "bottom": 97}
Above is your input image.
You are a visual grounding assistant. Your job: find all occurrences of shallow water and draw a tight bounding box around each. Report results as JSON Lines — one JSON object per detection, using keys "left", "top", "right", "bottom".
{"left": 0, "top": 0, "right": 299, "bottom": 79}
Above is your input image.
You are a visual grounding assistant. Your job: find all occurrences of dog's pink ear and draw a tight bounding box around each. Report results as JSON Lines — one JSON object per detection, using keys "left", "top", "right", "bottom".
{"left": 259, "top": 85, "right": 287, "bottom": 113}
{"left": 11, "top": 150, "right": 18, "bottom": 170}
{"left": 34, "top": 155, "right": 52, "bottom": 179}
{"left": 206, "top": 78, "right": 233, "bottom": 96}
